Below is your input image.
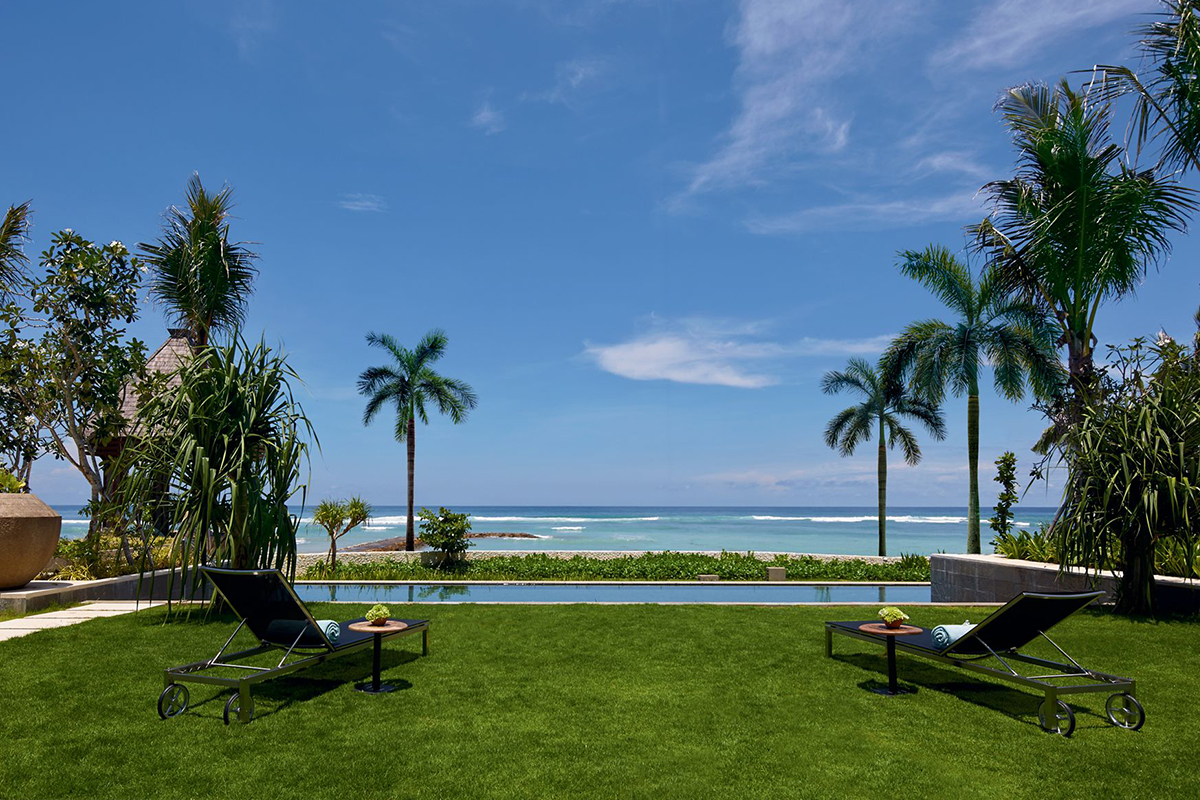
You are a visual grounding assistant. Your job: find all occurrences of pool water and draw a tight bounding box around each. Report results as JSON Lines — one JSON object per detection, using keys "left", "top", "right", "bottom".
{"left": 295, "top": 582, "right": 932, "bottom": 604}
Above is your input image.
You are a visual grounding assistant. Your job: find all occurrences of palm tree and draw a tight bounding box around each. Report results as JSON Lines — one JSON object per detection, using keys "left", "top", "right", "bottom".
{"left": 1094, "top": 1, "right": 1200, "bottom": 175}
{"left": 882, "top": 245, "right": 1064, "bottom": 554}
{"left": 138, "top": 174, "right": 259, "bottom": 348}
{"left": 972, "top": 81, "right": 1194, "bottom": 413}
{"left": 358, "top": 330, "right": 477, "bottom": 551}
{"left": 822, "top": 358, "right": 946, "bottom": 557}
{"left": 0, "top": 201, "right": 31, "bottom": 302}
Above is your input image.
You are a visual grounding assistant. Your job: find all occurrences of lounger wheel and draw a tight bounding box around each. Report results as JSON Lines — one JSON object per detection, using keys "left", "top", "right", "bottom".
{"left": 1038, "top": 700, "right": 1075, "bottom": 737}
{"left": 1105, "top": 693, "right": 1145, "bottom": 731}
{"left": 158, "top": 683, "right": 189, "bottom": 719}
{"left": 223, "top": 693, "right": 254, "bottom": 725}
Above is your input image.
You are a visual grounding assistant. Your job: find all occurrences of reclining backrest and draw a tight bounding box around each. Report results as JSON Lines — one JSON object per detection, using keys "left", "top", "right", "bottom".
{"left": 948, "top": 591, "right": 1104, "bottom": 655}
{"left": 201, "top": 567, "right": 332, "bottom": 649}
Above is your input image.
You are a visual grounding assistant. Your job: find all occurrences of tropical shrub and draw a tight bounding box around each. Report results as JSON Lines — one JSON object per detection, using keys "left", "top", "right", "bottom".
{"left": 313, "top": 497, "right": 371, "bottom": 571}
{"left": 107, "top": 337, "right": 315, "bottom": 601}
{"left": 418, "top": 506, "right": 473, "bottom": 563}
{"left": 1055, "top": 337, "right": 1200, "bottom": 614}
{"left": 988, "top": 452, "right": 1019, "bottom": 540}
{"left": 0, "top": 466, "right": 24, "bottom": 493}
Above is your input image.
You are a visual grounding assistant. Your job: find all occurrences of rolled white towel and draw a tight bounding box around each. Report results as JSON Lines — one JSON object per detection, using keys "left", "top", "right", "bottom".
{"left": 931, "top": 621, "right": 974, "bottom": 649}
{"left": 313, "top": 619, "right": 340, "bottom": 643}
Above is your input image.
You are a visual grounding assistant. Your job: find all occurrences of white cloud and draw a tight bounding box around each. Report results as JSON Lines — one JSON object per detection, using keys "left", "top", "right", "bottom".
{"left": 931, "top": 0, "right": 1145, "bottom": 71}
{"left": 746, "top": 188, "right": 986, "bottom": 234}
{"left": 912, "top": 151, "right": 993, "bottom": 181}
{"left": 471, "top": 101, "right": 506, "bottom": 135}
{"left": 338, "top": 193, "right": 388, "bottom": 213}
{"left": 583, "top": 318, "right": 894, "bottom": 388}
{"left": 681, "top": 0, "right": 915, "bottom": 198}
{"left": 524, "top": 57, "right": 608, "bottom": 105}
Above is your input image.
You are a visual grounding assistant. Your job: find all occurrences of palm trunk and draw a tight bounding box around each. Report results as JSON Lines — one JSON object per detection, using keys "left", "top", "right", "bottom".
{"left": 877, "top": 415, "right": 887, "bottom": 558}
{"left": 406, "top": 419, "right": 416, "bottom": 552}
{"left": 967, "top": 390, "right": 980, "bottom": 554}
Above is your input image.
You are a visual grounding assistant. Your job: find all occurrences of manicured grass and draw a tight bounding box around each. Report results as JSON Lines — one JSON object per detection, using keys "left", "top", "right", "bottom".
{"left": 1, "top": 604, "right": 1195, "bottom": 799}
{"left": 303, "top": 551, "right": 931, "bottom": 582}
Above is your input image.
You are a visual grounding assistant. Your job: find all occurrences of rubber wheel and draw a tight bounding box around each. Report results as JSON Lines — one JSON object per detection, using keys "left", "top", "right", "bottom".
{"left": 1039, "top": 700, "right": 1076, "bottom": 737}
{"left": 157, "top": 683, "right": 189, "bottom": 720}
{"left": 223, "top": 693, "right": 253, "bottom": 725}
{"left": 1106, "top": 693, "right": 1145, "bottom": 731}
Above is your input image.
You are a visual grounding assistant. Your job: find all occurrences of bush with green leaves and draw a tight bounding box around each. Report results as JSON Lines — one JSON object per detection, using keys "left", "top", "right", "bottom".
{"left": 302, "top": 551, "right": 931, "bottom": 583}
{"left": 0, "top": 466, "right": 24, "bottom": 493}
{"left": 988, "top": 451, "right": 1019, "bottom": 540}
{"left": 417, "top": 506, "right": 473, "bottom": 562}
{"left": 312, "top": 497, "right": 371, "bottom": 572}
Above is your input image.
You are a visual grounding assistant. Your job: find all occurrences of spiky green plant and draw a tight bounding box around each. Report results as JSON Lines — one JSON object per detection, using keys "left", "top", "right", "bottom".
{"left": 358, "top": 329, "right": 477, "bottom": 552}
{"left": 138, "top": 174, "right": 259, "bottom": 347}
{"left": 312, "top": 496, "right": 371, "bottom": 571}
{"left": 109, "top": 337, "right": 314, "bottom": 605}
{"left": 0, "top": 201, "right": 31, "bottom": 302}
{"left": 822, "top": 358, "right": 946, "bottom": 557}
{"left": 883, "top": 246, "right": 1063, "bottom": 553}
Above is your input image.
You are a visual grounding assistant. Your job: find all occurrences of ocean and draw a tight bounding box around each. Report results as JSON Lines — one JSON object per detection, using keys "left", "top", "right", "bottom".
{"left": 54, "top": 505, "right": 1056, "bottom": 557}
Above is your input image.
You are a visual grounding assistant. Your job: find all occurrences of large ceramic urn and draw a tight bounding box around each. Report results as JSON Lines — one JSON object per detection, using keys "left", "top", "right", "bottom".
{"left": 0, "top": 494, "right": 62, "bottom": 589}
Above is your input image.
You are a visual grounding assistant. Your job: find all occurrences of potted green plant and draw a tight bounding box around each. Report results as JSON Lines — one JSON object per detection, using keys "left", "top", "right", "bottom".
{"left": 878, "top": 606, "right": 910, "bottom": 629}
{"left": 365, "top": 603, "right": 391, "bottom": 627}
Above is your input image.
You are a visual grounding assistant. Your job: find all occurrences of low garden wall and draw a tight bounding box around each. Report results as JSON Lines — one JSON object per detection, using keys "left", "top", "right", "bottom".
{"left": 297, "top": 550, "right": 903, "bottom": 570}
{"left": 0, "top": 568, "right": 211, "bottom": 614}
{"left": 931, "top": 553, "right": 1200, "bottom": 613}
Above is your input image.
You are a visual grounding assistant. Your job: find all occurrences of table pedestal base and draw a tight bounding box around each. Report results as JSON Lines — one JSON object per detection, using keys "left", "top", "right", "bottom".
{"left": 355, "top": 682, "right": 397, "bottom": 694}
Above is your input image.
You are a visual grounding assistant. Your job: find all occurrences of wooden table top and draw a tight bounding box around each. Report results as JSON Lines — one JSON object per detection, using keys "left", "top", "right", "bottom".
{"left": 858, "top": 623, "right": 922, "bottom": 636}
{"left": 347, "top": 620, "right": 410, "bottom": 634}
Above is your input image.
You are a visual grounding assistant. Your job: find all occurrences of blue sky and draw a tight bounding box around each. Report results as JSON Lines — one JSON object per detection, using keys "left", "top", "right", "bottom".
{"left": 5, "top": 0, "right": 1194, "bottom": 508}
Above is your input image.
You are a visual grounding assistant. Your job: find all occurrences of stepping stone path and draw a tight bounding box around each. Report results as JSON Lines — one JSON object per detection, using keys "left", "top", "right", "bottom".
{"left": 0, "top": 601, "right": 163, "bottom": 641}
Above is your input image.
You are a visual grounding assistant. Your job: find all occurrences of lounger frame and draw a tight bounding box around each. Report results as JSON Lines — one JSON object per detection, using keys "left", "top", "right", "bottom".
{"left": 161, "top": 568, "right": 428, "bottom": 723}
{"left": 825, "top": 592, "right": 1137, "bottom": 729}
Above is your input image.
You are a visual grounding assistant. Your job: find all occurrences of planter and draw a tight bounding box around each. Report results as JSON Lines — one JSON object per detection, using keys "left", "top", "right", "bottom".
{"left": 0, "top": 494, "right": 62, "bottom": 589}
{"left": 883, "top": 618, "right": 904, "bottom": 629}
{"left": 370, "top": 617, "right": 389, "bottom": 627}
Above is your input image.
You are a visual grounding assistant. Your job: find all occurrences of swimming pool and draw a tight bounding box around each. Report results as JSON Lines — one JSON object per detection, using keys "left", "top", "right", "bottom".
{"left": 295, "top": 582, "right": 932, "bottom": 604}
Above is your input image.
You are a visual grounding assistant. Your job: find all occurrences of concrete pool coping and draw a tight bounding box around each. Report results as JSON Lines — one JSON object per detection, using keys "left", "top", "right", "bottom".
{"left": 296, "top": 579, "right": 931, "bottom": 586}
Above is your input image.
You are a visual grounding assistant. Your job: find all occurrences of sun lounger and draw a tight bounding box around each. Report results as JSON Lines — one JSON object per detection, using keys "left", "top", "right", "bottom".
{"left": 157, "top": 566, "right": 429, "bottom": 724}
{"left": 825, "top": 591, "right": 1142, "bottom": 736}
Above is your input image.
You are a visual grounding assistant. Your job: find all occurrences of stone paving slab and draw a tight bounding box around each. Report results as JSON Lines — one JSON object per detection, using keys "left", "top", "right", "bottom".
{"left": 0, "top": 601, "right": 163, "bottom": 642}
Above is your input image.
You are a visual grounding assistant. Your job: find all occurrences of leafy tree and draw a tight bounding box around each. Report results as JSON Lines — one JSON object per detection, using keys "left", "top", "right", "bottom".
{"left": 358, "top": 329, "right": 477, "bottom": 552}
{"left": 883, "top": 245, "right": 1063, "bottom": 553}
{"left": 1056, "top": 336, "right": 1200, "bottom": 615}
{"left": 1095, "top": 1, "right": 1200, "bottom": 175}
{"left": 0, "top": 201, "right": 31, "bottom": 301}
{"left": 822, "top": 358, "right": 946, "bottom": 557}
{"left": 313, "top": 496, "right": 371, "bottom": 572}
{"left": 109, "top": 338, "right": 314, "bottom": 597}
{"left": 418, "top": 506, "right": 474, "bottom": 565}
{"left": 972, "top": 81, "right": 1194, "bottom": 419}
{"left": 988, "top": 451, "right": 1019, "bottom": 542}
{"left": 138, "top": 174, "right": 259, "bottom": 347}
{"left": 0, "top": 231, "right": 147, "bottom": 552}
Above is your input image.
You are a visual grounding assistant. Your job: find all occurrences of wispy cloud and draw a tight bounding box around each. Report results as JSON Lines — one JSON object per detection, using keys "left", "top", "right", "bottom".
{"left": 471, "top": 101, "right": 506, "bottom": 135}
{"left": 912, "top": 151, "right": 993, "bottom": 181}
{"left": 746, "top": 188, "right": 986, "bottom": 235}
{"left": 523, "top": 57, "right": 608, "bottom": 106}
{"left": 228, "top": 0, "right": 276, "bottom": 61}
{"left": 583, "top": 317, "right": 893, "bottom": 388}
{"left": 338, "top": 193, "right": 388, "bottom": 213}
{"left": 931, "top": 0, "right": 1144, "bottom": 71}
{"left": 679, "top": 1, "right": 915, "bottom": 199}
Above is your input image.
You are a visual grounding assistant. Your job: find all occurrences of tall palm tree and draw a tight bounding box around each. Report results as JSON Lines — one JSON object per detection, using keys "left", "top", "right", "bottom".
{"left": 972, "top": 81, "right": 1194, "bottom": 413}
{"left": 822, "top": 358, "right": 946, "bottom": 557}
{"left": 0, "top": 201, "right": 31, "bottom": 302}
{"left": 138, "top": 174, "right": 259, "bottom": 348}
{"left": 1095, "top": 1, "right": 1200, "bottom": 175}
{"left": 882, "top": 245, "right": 1064, "bottom": 554}
{"left": 358, "top": 329, "right": 477, "bottom": 551}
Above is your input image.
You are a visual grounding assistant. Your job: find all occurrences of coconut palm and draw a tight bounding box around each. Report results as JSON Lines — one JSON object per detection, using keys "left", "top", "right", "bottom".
{"left": 1094, "top": 1, "right": 1200, "bottom": 175}
{"left": 358, "top": 329, "right": 477, "bottom": 552}
{"left": 0, "top": 201, "right": 31, "bottom": 302}
{"left": 138, "top": 174, "right": 259, "bottom": 348}
{"left": 972, "top": 81, "right": 1194, "bottom": 413}
{"left": 822, "top": 358, "right": 946, "bottom": 557}
{"left": 882, "top": 245, "right": 1064, "bottom": 555}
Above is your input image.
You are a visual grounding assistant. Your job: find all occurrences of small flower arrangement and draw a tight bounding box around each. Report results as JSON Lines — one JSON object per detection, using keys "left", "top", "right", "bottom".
{"left": 878, "top": 606, "right": 910, "bottom": 629}
{"left": 365, "top": 604, "right": 390, "bottom": 626}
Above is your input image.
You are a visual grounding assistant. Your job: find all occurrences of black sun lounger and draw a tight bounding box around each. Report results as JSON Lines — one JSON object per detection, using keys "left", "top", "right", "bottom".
{"left": 157, "top": 566, "right": 429, "bottom": 724}
{"left": 826, "top": 591, "right": 1142, "bottom": 737}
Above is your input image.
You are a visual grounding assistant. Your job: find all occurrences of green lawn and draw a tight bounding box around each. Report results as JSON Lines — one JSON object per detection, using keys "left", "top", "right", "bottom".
{"left": 1, "top": 604, "right": 1195, "bottom": 800}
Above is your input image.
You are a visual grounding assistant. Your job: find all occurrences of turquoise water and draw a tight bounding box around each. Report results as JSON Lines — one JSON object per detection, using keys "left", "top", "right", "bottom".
{"left": 294, "top": 582, "right": 932, "bottom": 604}
{"left": 55, "top": 505, "right": 1055, "bottom": 557}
